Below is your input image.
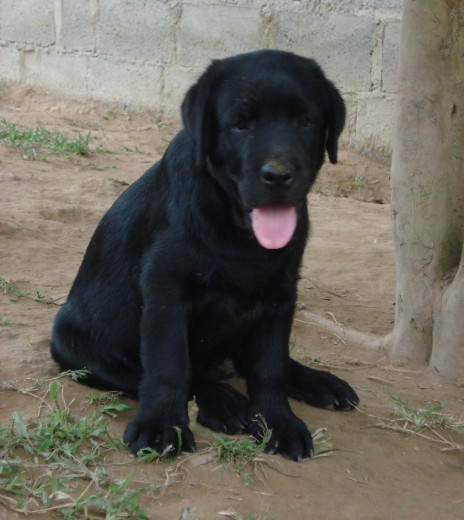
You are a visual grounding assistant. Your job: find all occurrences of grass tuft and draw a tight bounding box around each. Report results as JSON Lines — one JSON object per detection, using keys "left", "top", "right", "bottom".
{"left": 0, "top": 118, "right": 91, "bottom": 160}
{"left": 87, "top": 391, "right": 132, "bottom": 418}
{"left": 0, "top": 275, "right": 66, "bottom": 305}
{"left": 0, "top": 276, "right": 30, "bottom": 300}
{"left": 210, "top": 429, "right": 271, "bottom": 469}
{"left": 388, "top": 391, "right": 452, "bottom": 431}
{"left": 208, "top": 420, "right": 272, "bottom": 484}
{"left": 218, "top": 512, "right": 278, "bottom": 520}
{"left": 360, "top": 391, "right": 464, "bottom": 453}
{"left": 0, "top": 380, "right": 148, "bottom": 518}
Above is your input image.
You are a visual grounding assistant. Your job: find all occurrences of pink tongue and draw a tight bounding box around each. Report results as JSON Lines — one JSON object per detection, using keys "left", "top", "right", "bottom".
{"left": 251, "top": 203, "right": 297, "bottom": 249}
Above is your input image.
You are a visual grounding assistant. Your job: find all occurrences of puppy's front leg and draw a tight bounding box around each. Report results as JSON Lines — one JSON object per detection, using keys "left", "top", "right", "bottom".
{"left": 245, "top": 304, "right": 313, "bottom": 461}
{"left": 123, "top": 302, "right": 195, "bottom": 456}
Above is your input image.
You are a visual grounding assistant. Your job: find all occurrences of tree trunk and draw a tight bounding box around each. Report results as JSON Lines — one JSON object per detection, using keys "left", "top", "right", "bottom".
{"left": 390, "top": 0, "right": 464, "bottom": 378}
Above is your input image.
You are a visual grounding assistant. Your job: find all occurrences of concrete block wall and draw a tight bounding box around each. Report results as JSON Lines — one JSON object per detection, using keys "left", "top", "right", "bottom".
{"left": 0, "top": 0, "right": 402, "bottom": 160}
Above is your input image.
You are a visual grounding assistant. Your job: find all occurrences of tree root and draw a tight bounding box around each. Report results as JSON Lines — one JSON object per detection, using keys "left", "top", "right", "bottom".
{"left": 298, "top": 310, "right": 393, "bottom": 351}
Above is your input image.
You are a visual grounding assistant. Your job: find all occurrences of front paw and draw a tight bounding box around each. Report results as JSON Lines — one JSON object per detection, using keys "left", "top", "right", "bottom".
{"left": 123, "top": 412, "right": 195, "bottom": 456}
{"left": 247, "top": 409, "right": 313, "bottom": 461}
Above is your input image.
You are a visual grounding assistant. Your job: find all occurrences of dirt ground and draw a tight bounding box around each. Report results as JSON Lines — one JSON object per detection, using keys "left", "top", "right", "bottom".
{"left": 1, "top": 83, "right": 463, "bottom": 520}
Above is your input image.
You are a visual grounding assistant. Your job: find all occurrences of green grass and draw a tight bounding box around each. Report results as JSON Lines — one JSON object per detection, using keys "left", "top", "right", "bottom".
{"left": 218, "top": 512, "right": 278, "bottom": 520}
{"left": 209, "top": 420, "right": 272, "bottom": 484}
{"left": 210, "top": 428, "right": 271, "bottom": 468}
{"left": 86, "top": 391, "right": 132, "bottom": 418}
{"left": 0, "top": 275, "right": 31, "bottom": 300}
{"left": 388, "top": 391, "right": 452, "bottom": 431}
{"left": 0, "top": 118, "right": 91, "bottom": 160}
{"left": 0, "top": 380, "right": 149, "bottom": 518}
{"left": 353, "top": 175, "right": 375, "bottom": 190}
{"left": 0, "top": 372, "right": 328, "bottom": 517}
{"left": 1, "top": 275, "right": 65, "bottom": 305}
{"left": 178, "top": 508, "right": 192, "bottom": 519}
{"left": 367, "top": 391, "right": 464, "bottom": 452}
{"left": 0, "top": 379, "right": 277, "bottom": 516}
{"left": 134, "top": 425, "right": 187, "bottom": 463}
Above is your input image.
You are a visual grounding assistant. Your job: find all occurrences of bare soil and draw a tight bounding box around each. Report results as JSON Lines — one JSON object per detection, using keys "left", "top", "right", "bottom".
{"left": 1, "top": 83, "right": 463, "bottom": 520}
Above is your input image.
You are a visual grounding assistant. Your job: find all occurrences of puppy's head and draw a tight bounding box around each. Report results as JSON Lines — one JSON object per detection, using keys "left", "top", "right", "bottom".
{"left": 182, "top": 50, "right": 345, "bottom": 249}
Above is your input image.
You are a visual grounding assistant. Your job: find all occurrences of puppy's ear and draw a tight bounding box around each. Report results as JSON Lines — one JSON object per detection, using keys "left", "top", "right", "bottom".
{"left": 325, "top": 83, "right": 346, "bottom": 164}
{"left": 181, "top": 63, "right": 220, "bottom": 170}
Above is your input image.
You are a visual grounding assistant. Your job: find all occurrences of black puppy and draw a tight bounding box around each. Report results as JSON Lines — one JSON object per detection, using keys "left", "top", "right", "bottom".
{"left": 51, "top": 49, "right": 359, "bottom": 461}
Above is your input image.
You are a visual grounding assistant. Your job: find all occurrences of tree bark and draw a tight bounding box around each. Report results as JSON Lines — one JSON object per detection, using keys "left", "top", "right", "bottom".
{"left": 390, "top": 0, "right": 464, "bottom": 378}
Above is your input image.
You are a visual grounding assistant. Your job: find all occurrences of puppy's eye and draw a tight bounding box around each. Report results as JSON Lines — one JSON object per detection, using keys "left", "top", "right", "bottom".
{"left": 299, "top": 115, "right": 313, "bottom": 128}
{"left": 231, "top": 120, "right": 252, "bottom": 133}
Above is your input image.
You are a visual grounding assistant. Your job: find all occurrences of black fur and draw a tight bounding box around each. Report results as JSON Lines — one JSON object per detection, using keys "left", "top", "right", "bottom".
{"left": 51, "top": 50, "right": 359, "bottom": 461}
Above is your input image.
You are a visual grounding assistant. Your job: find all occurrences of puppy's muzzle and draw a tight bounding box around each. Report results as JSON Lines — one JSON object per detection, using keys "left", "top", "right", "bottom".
{"left": 260, "top": 160, "right": 295, "bottom": 187}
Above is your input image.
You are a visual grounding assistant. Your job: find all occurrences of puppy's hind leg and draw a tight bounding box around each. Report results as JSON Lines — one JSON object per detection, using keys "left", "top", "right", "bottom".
{"left": 192, "top": 376, "right": 249, "bottom": 434}
{"left": 51, "top": 315, "right": 140, "bottom": 396}
{"left": 287, "top": 358, "right": 359, "bottom": 410}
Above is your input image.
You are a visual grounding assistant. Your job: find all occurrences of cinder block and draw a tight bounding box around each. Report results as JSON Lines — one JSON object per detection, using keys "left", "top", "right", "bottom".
{"left": 355, "top": 93, "right": 397, "bottom": 160}
{"left": 273, "top": 12, "right": 375, "bottom": 92}
{"left": 162, "top": 65, "right": 206, "bottom": 119}
{"left": 0, "top": 0, "right": 403, "bottom": 159}
{"left": 357, "top": 0, "right": 402, "bottom": 9}
{"left": 97, "top": 0, "right": 173, "bottom": 63}
{"left": 313, "top": 0, "right": 402, "bottom": 14}
{"left": 0, "top": 45, "right": 21, "bottom": 82}
{"left": 61, "top": 0, "right": 95, "bottom": 51}
{"left": 339, "top": 92, "right": 358, "bottom": 149}
{"left": 23, "top": 51, "right": 88, "bottom": 98}
{"left": 382, "top": 21, "right": 401, "bottom": 93}
{"left": 0, "top": 0, "right": 55, "bottom": 46}
{"left": 178, "top": 4, "right": 264, "bottom": 67}
{"left": 87, "top": 57, "right": 163, "bottom": 109}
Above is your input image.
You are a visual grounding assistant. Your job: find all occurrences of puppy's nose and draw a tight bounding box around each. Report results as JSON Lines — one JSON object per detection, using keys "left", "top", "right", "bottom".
{"left": 260, "top": 160, "right": 294, "bottom": 186}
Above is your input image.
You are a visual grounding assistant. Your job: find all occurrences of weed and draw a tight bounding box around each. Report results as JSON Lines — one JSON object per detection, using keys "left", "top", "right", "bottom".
{"left": 209, "top": 420, "right": 272, "bottom": 483}
{"left": 87, "top": 391, "right": 132, "bottom": 418}
{"left": 0, "top": 380, "right": 148, "bottom": 518}
{"left": 206, "top": 423, "right": 332, "bottom": 484}
{"left": 4, "top": 390, "right": 121, "bottom": 462}
{"left": 388, "top": 391, "right": 452, "bottom": 431}
{"left": 353, "top": 175, "right": 375, "bottom": 190}
{"left": 110, "top": 178, "right": 130, "bottom": 187}
{"left": 0, "top": 276, "right": 65, "bottom": 305}
{"left": 210, "top": 430, "right": 270, "bottom": 468}
{"left": 60, "top": 476, "right": 149, "bottom": 520}
{"left": 64, "top": 368, "right": 91, "bottom": 382}
{"left": 362, "top": 391, "right": 464, "bottom": 452}
{"left": 289, "top": 335, "right": 297, "bottom": 354}
{"left": 102, "top": 110, "right": 117, "bottom": 121}
{"left": 218, "top": 512, "right": 278, "bottom": 520}
{"left": 136, "top": 446, "right": 168, "bottom": 463}
{"left": 95, "top": 143, "right": 111, "bottom": 153}
{"left": 0, "top": 119, "right": 90, "bottom": 160}
{"left": 0, "top": 276, "right": 30, "bottom": 300}
{"left": 135, "top": 426, "right": 183, "bottom": 462}
{"left": 88, "top": 163, "right": 108, "bottom": 171}
{"left": 178, "top": 507, "right": 192, "bottom": 519}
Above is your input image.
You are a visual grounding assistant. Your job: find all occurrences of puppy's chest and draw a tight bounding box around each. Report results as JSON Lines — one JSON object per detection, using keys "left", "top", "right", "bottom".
{"left": 185, "top": 257, "right": 293, "bottom": 345}
{"left": 190, "top": 290, "right": 265, "bottom": 347}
